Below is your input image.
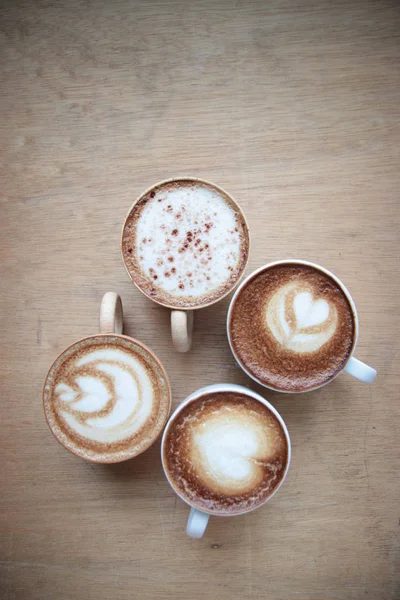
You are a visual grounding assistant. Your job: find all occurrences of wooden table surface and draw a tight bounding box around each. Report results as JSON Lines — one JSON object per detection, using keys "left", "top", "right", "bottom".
{"left": 1, "top": 1, "right": 399, "bottom": 598}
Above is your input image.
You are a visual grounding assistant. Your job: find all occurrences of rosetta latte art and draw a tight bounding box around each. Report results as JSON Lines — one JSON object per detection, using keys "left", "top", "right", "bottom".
{"left": 265, "top": 283, "right": 338, "bottom": 353}
{"left": 54, "top": 347, "right": 154, "bottom": 445}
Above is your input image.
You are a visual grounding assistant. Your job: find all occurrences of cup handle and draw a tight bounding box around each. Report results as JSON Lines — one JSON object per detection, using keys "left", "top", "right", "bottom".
{"left": 171, "top": 310, "right": 194, "bottom": 352}
{"left": 186, "top": 507, "right": 210, "bottom": 538}
{"left": 100, "top": 292, "right": 123, "bottom": 334}
{"left": 344, "top": 356, "right": 376, "bottom": 383}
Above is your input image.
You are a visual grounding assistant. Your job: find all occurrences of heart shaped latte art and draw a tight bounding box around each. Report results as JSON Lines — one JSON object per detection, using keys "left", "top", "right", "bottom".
{"left": 265, "top": 283, "right": 338, "bottom": 353}
{"left": 191, "top": 410, "right": 274, "bottom": 495}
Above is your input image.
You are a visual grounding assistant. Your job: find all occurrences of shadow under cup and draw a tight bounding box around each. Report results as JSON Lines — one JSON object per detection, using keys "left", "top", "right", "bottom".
{"left": 161, "top": 384, "right": 291, "bottom": 537}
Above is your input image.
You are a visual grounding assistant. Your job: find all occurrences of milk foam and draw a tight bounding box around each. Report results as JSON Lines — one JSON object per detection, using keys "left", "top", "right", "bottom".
{"left": 191, "top": 409, "right": 274, "bottom": 495}
{"left": 135, "top": 184, "right": 243, "bottom": 299}
{"left": 265, "top": 282, "right": 338, "bottom": 353}
{"left": 54, "top": 347, "right": 154, "bottom": 444}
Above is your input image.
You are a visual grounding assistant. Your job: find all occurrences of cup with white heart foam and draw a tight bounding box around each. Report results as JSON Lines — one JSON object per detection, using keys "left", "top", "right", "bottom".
{"left": 121, "top": 177, "right": 250, "bottom": 352}
{"left": 227, "top": 260, "right": 377, "bottom": 393}
{"left": 161, "top": 384, "right": 291, "bottom": 538}
{"left": 43, "top": 292, "right": 171, "bottom": 463}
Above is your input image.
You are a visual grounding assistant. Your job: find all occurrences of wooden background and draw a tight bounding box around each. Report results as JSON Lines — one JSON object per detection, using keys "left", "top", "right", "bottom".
{"left": 0, "top": 1, "right": 399, "bottom": 598}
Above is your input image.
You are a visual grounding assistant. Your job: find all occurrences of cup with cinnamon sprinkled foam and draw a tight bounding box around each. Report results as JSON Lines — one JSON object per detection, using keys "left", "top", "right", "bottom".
{"left": 122, "top": 177, "right": 250, "bottom": 352}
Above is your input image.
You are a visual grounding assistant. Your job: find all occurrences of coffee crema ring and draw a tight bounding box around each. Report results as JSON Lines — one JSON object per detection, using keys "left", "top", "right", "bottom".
{"left": 43, "top": 335, "right": 171, "bottom": 462}
{"left": 163, "top": 393, "right": 288, "bottom": 515}
{"left": 228, "top": 263, "right": 356, "bottom": 391}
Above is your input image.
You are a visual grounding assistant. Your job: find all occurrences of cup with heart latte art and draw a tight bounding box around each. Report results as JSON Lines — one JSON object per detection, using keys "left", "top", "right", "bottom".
{"left": 161, "top": 384, "right": 291, "bottom": 538}
{"left": 43, "top": 293, "right": 171, "bottom": 462}
{"left": 227, "top": 260, "right": 377, "bottom": 393}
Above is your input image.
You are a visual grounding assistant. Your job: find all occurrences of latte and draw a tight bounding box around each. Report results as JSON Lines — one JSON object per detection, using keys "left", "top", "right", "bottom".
{"left": 43, "top": 335, "right": 171, "bottom": 462}
{"left": 122, "top": 179, "right": 249, "bottom": 308}
{"left": 228, "top": 262, "right": 356, "bottom": 392}
{"left": 162, "top": 391, "right": 288, "bottom": 515}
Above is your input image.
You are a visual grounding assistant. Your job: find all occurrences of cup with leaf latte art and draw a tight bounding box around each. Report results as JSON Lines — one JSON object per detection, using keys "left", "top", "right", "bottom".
{"left": 43, "top": 293, "right": 171, "bottom": 462}
{"left": 228, "top": 260, "right": 377, "bottom": 392}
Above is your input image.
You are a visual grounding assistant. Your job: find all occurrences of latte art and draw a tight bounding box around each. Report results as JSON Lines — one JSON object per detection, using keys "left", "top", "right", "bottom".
{"left": 43, "top": 335, "right": 171, "bottom": 462}
{"left": 163, "top": 392, "right": 288, "bottom": 515}
{"left": 228, "top": 262, "right": 356, "bottom": 392}
{"left": 54, "top": 347, "right": 153, "bottom": 445}
{"left": 191, "top": 409, "right": 278, "bottom": 495}
{"left": 265, "top": 283, "right": 338, "bottom": 353}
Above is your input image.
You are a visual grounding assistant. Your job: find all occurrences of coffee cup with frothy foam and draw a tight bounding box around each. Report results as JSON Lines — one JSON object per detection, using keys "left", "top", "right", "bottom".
{"left": 227, "top": 260, "right": 377, "bottom": 393}
{"left": 121, "top": 178, "right": 250, "bottom": 352}
{"left": 161, "top": 384, "right": 291, "bottom": 538}
{"left": 43, "top": 292, "right": 171, "bottom": 462}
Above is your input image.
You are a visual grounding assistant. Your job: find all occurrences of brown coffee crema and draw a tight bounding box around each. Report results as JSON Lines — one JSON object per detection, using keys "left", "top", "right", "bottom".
{"left": 43, "top": 335, "right": 171, "bottom": 462}
{"left": 229, "top": 263, "right": 356, "bottom": 391}
{"left": 122, "top": 179, "right": 249, "bottom": 309}
{"left": 163, "top": 392, "right": 288, "bottom": 515}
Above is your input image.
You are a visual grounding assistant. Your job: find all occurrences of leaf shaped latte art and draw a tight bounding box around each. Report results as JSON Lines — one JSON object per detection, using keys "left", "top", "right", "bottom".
{"left": 54, "top": 348, "right": 154, "bottom": 444}
{"left": 265, "top": 283, "right": 338, "bottom": 353}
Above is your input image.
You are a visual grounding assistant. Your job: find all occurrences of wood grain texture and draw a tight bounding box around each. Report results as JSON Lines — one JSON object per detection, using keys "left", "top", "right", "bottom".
{"left": 0, "top": 0, "right": 399, "bottom": 598}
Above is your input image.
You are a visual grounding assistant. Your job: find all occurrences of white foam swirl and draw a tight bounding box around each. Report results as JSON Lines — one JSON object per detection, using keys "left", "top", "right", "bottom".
{"left": 265, "top": 282, "right": 337, "bottom": 353}
{"left": 54, "top": 348, "right": 154, "bottom": 444}
{"left": 191, "top": 410, "right": 274, "bottom": 495}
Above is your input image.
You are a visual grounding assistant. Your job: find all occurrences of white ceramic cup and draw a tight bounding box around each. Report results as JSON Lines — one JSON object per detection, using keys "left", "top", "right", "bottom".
{"left": 227, "top": 260, "right": 377, "bottom": 393}
{"left": 161, "top": 383, "right": 291, "bottom": 538}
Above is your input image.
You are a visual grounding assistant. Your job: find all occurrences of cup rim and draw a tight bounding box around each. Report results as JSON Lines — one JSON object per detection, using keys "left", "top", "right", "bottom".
{"left": 227, "top": 259, "right": 359, "bottom": 394}
{"left": 43, "top": 332, "right": 172, "bottom": 463}
{"left": 121, "top": 176, "right": 251, "bottom": 310}
{"left": 161, "top": 383, "right": 291, "bottom": 517}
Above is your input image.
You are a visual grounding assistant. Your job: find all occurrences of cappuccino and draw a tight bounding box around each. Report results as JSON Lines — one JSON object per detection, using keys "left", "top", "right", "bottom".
{"left": 43, "top": 335, "right": 171, "bottom": 462}
{"left": 122, "top": 179, "right": 249, "bottom": 308}
{"left": 162, "top": 391, "right": 288, "bottom": 515}
{"left": 228, "top": 262, "right": 356, "bottom": 391}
